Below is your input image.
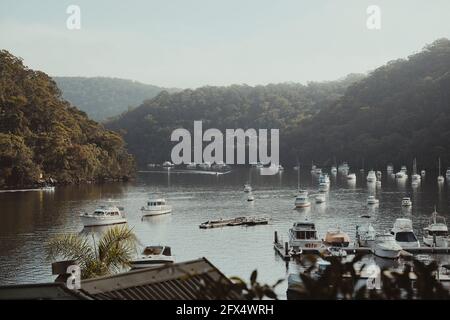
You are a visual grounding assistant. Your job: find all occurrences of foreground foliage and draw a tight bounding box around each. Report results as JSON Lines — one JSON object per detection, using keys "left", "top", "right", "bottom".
{"left": 47, "top": 225, "right": 137, "bottom": 279}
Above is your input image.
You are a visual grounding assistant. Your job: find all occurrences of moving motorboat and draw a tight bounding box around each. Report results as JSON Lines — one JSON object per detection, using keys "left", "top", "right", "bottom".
{"left": 401, "top": 197, "right": 412, "bottom": 207}
{"left": 391, "top": 218, "right": 420, "bottom": 248}
{"left": 130, "top": 246, "right": 174, "bottom": 269}
{"left": 367, "top": 196, "right": 379, "bottom": 205}
{"left": 366, "top": 170, "right": 377, "bottom": 183}
{"left": 141, "top": 198, "right": 172, "bottom": 216}
{"left": 373, "top": 233, "right": 403, "bottom": 259}
{"left": 423, "top": 209, "right": 450, "bottom": 247}
{"left": 295, "top": 190, "right": 311, "bottom": 208}
{"left": 80, "top": 204, "right": 127, "bottom": 227}
{"left": 324, "top": 227, "right": 351, "bottom": 247}
{"left": 288, "top": 218, "right": 323, "bottom": 251}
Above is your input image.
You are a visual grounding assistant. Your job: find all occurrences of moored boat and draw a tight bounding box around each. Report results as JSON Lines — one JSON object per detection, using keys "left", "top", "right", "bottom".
{"left": 324, "top": 227, "right": 351, "bottom": 247}
{"left": 141, "top": 198, "right": 172, "bottom": 216}
{"left": 373, "top": 233, "right": 402, "bottom": 259}
{"left": 80, "top": 204, "right": 127, "bottom": 227}
{"left": 423, "top": 209, "right": 450, "bottom": 247}
{"left": 130, "top": 246, "right": 174, "bottom": 269}
{"left": 391, "top": 218, "right": 420, "bottom": 248}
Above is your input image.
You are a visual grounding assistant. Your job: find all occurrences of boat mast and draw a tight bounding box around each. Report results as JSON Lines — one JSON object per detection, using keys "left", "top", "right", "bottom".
{"left": 439, "top": 157, "right": 442, "bottom": 176}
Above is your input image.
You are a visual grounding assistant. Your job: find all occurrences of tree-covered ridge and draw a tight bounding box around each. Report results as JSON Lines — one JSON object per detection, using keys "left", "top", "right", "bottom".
{"left": 0, "top": 50, "right": 134, "bottom": 188}
{"left": 287, "top": 38, "right": 450, "bottom": 169}
{"left": 53, "top": 77, "right": 179, "bottom": 121}
{"left": 106, "top": 74, "right": 364, "bottom": 166}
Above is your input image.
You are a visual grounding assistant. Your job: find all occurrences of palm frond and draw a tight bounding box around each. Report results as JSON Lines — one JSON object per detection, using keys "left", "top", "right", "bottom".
{"left": 98, "top": 225, "right": 137, "bottom": 272}
{"left": 47, "top": 233, "right": 95, "bottom": 271}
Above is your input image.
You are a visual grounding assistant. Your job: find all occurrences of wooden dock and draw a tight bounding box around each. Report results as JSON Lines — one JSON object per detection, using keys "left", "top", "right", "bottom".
{"left": 273, "top": 231, "right": 450, "bottom": 260}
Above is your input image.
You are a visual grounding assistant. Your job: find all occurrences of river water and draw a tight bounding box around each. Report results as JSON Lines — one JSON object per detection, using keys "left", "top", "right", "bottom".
{"left": 1, "top": 168, "right": 450, "bottom": 297}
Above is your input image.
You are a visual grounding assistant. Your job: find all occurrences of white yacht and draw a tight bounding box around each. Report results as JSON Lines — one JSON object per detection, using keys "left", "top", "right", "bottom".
{"left": 288, "top": 219, "right": 323, "bottom": 251}
{"left": 387, "top": 164, "right": 394, "bottom": 172}
{"left": 80, "top": 204, "right": 127, "bottom": 227}
{"left": 356, "top": 223, "right": 376, "bottom": 247}
{"left": 295, "top": 190, "right": 311, "bottom": 208}
{"left": 347, "top": 173, "right": 356, "bottom": 181}
{"left": 421, "top": 170, "right": 426, "bottom": 177}
{"left": 141, "top": 198, "right": 172, "bottom": 216}
{"left": 130, "top": 246, "right": 174, "bottom": 269}
{"left": 243, "top": 183, "right": 252, "bottom": 193}
{"left": 331, "top": 166, "right": 337, "bottom": 174}
{"left": 373, "top": 233, "right": 403, "bottom": 259}
{"left": 423, "top": 209, "right": 450, "bottom": 247}
{"left": 395, "top": 166, "right": 408, "bottom": 179}
{"left": 315, "top": 194, "right": 326, "bottom": 204}
{"left": 367, "top": 196, "right": 379, "bottom": 205}
{"left": 390, "top": 218, "right": 420, "bottom": 248}
{"left": 438, "top": 158, "right": 445, "bottom": 183}
{"left": 366, "top": 170, "right": 377, "bottom": 183}
{"left": 162, "top": 161, "right": 174, "bottom": 168}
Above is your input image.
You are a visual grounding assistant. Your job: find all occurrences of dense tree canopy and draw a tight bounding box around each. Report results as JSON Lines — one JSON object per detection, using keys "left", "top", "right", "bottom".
{"left": 0, "top": 50, "right": 134, "bottom": 188}
{"left": 107, "top": 75, "right": 363, "bottom": 166}
{"left": 108, "top": 39, "right": 450, "bottom": 171}
{"left": 53, "top": 77, "right": 179, "bottom": 121}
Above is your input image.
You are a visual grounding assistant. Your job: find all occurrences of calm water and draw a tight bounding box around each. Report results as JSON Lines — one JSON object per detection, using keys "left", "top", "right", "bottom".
{"left": 1, "top": 168, "right": 450, "bottom": 297}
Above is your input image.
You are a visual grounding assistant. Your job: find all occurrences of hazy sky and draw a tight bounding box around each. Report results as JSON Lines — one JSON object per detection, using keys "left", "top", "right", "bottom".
{"left": 1, "top": 0, "right": 450, "bottom": 88}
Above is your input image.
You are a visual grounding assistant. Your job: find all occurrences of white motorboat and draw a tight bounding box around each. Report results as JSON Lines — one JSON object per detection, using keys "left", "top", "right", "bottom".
{"left": 315, "top": 194, "right": 326, "bottom": 204}
{"left": 319, "top": 173, "right": 330, "bottom": 185}
{"left": 247, "top": 193, "right": 255, "bottom": 202}
{"left": 366, "top": 170, "right": 377, "bottom": 183}
{"left": 391, "top": 218, "right": 420, "bottom": 248}
{"left": 376, "top": 171, "right": 382, "bottom": 180}
{"left": 295, "top": 190, "right": 311, "bottom": 208}
{"left": 162, "top": 161, "right": 174, "bottom": 168}
{"left": 80, "top": 204, "right": 127, "bottom": 227}
{"left": 243, "top": 183, "right": 252, "bottom": 193}
{"left": 356, "top": 223, "right": 376, "bottom": 247}
{"left": 411, "top": 159, "right": 421, "bottom": 182}
{"left": 367, "top": 196, "right": 379, "bottom": 205}
{"left": 401, "top": 197, "right": 412, "bottom": 207}
{"left": 130, "top": 246, "right": 174, "bottom": 269}
{"left": 339, "top": 162, "right": 350, "bottom": 172}
{"left": 446, "top": 168, "right": 450, "bottom": 179}
{"left": 141, "top": 198, "right": 172, "bottom": 216}
{"left": 421, "top": 170, "right": 426, "bottom": 177}
{"left": 324, "top": 227, "right": 351, "bottom": 247}
{"left": 395, "top": 166, "right": 408, "bottom": 179}
{"left": 423, "top": 209, "right": 450, "bottom": 247}
{"left": 438, "top": 158, "right": 445, "bottom": 183}
{"left": 331, "top": 166, "right": 337, "bottom": 174}
{"left": 387, "top": 164, "right": 394, "bottom": 172}
{"left": 373, "top": 233, "right": 403, "bottom": 259}
{"left": 288, "top": 218, "right": 323, "bottom": 251}
{"left": 347, "top": 173, "right": 356, "bottom": 181}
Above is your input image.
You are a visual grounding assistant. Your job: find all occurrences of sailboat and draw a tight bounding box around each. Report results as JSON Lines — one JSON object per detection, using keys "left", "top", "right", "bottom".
{"left": 411, "top": 158, "right": 421, "bottom": 182}
{"left": 438, "top": 158, "right": 445, "bottom": 183}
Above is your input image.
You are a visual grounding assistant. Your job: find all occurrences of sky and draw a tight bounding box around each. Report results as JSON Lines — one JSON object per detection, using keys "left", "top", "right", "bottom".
{"left": 1, "top": 0, "right": 450, "bottom": 88}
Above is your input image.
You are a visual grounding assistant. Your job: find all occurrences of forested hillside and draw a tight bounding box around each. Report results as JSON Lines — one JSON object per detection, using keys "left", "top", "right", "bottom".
{"left": 287, "top": 38, "right": 450, "bottom": 169}
{"left": 106, "top": 74, "right": 364, "bottom": 166}
{"left": 0, "top": 51, "right": 135, "bottom": 188}
{"left": 53, "top": 77, "right": 178, "bottom": 121}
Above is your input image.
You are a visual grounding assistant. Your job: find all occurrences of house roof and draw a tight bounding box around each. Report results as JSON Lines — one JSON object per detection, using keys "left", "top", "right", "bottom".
{"left": 0, "top": 258, "right": 242, "bottom": 300}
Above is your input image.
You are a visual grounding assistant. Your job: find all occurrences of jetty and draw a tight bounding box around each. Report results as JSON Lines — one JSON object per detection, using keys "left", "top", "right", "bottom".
{"left": 199, "top": 215, "right": 269, "bottom": 229}
{"left": 273, "top": 231, "right": 450, "bottom": 261}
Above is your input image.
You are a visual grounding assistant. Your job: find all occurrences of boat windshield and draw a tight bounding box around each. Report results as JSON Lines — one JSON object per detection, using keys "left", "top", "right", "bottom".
{"left": 143, "top": 246, "right": 164, "bottom": 255}
{"left": 294, "top": 230, "right": 317, "bottom": 240}
{"left": 427, "top": 230, "right": 449, "bottom": 236}
{"left": 395, "top": 232, "right": 417, "bottom": 242}
{"left": 148, "top": 201, "right": 165, "bottom": 206}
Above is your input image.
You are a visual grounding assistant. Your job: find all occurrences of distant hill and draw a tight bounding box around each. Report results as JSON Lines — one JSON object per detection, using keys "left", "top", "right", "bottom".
{"left": 286, "top": 38, "right": 450, "bottom": 169}
{"left": 0, "top": 51, "right": 134, "bottom": 188}
{"left": 106, "top": 74, "right": 364, "bottom": 167}
{"left": 53, "top": 77, "right": 179, "bottom": 121}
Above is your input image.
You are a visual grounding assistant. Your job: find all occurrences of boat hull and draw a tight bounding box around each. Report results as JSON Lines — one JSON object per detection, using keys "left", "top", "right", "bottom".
{"left": 373, "top": 248, "right": 401, "bottom": 259}
{"left": 141, "top": 208, "right": 172, "bottom": 216}
{"left": 423, "top": 236, "right": 449, "bottom": 247}
{"left": 80, "top": 216, "right": 127, "bottom": 227}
